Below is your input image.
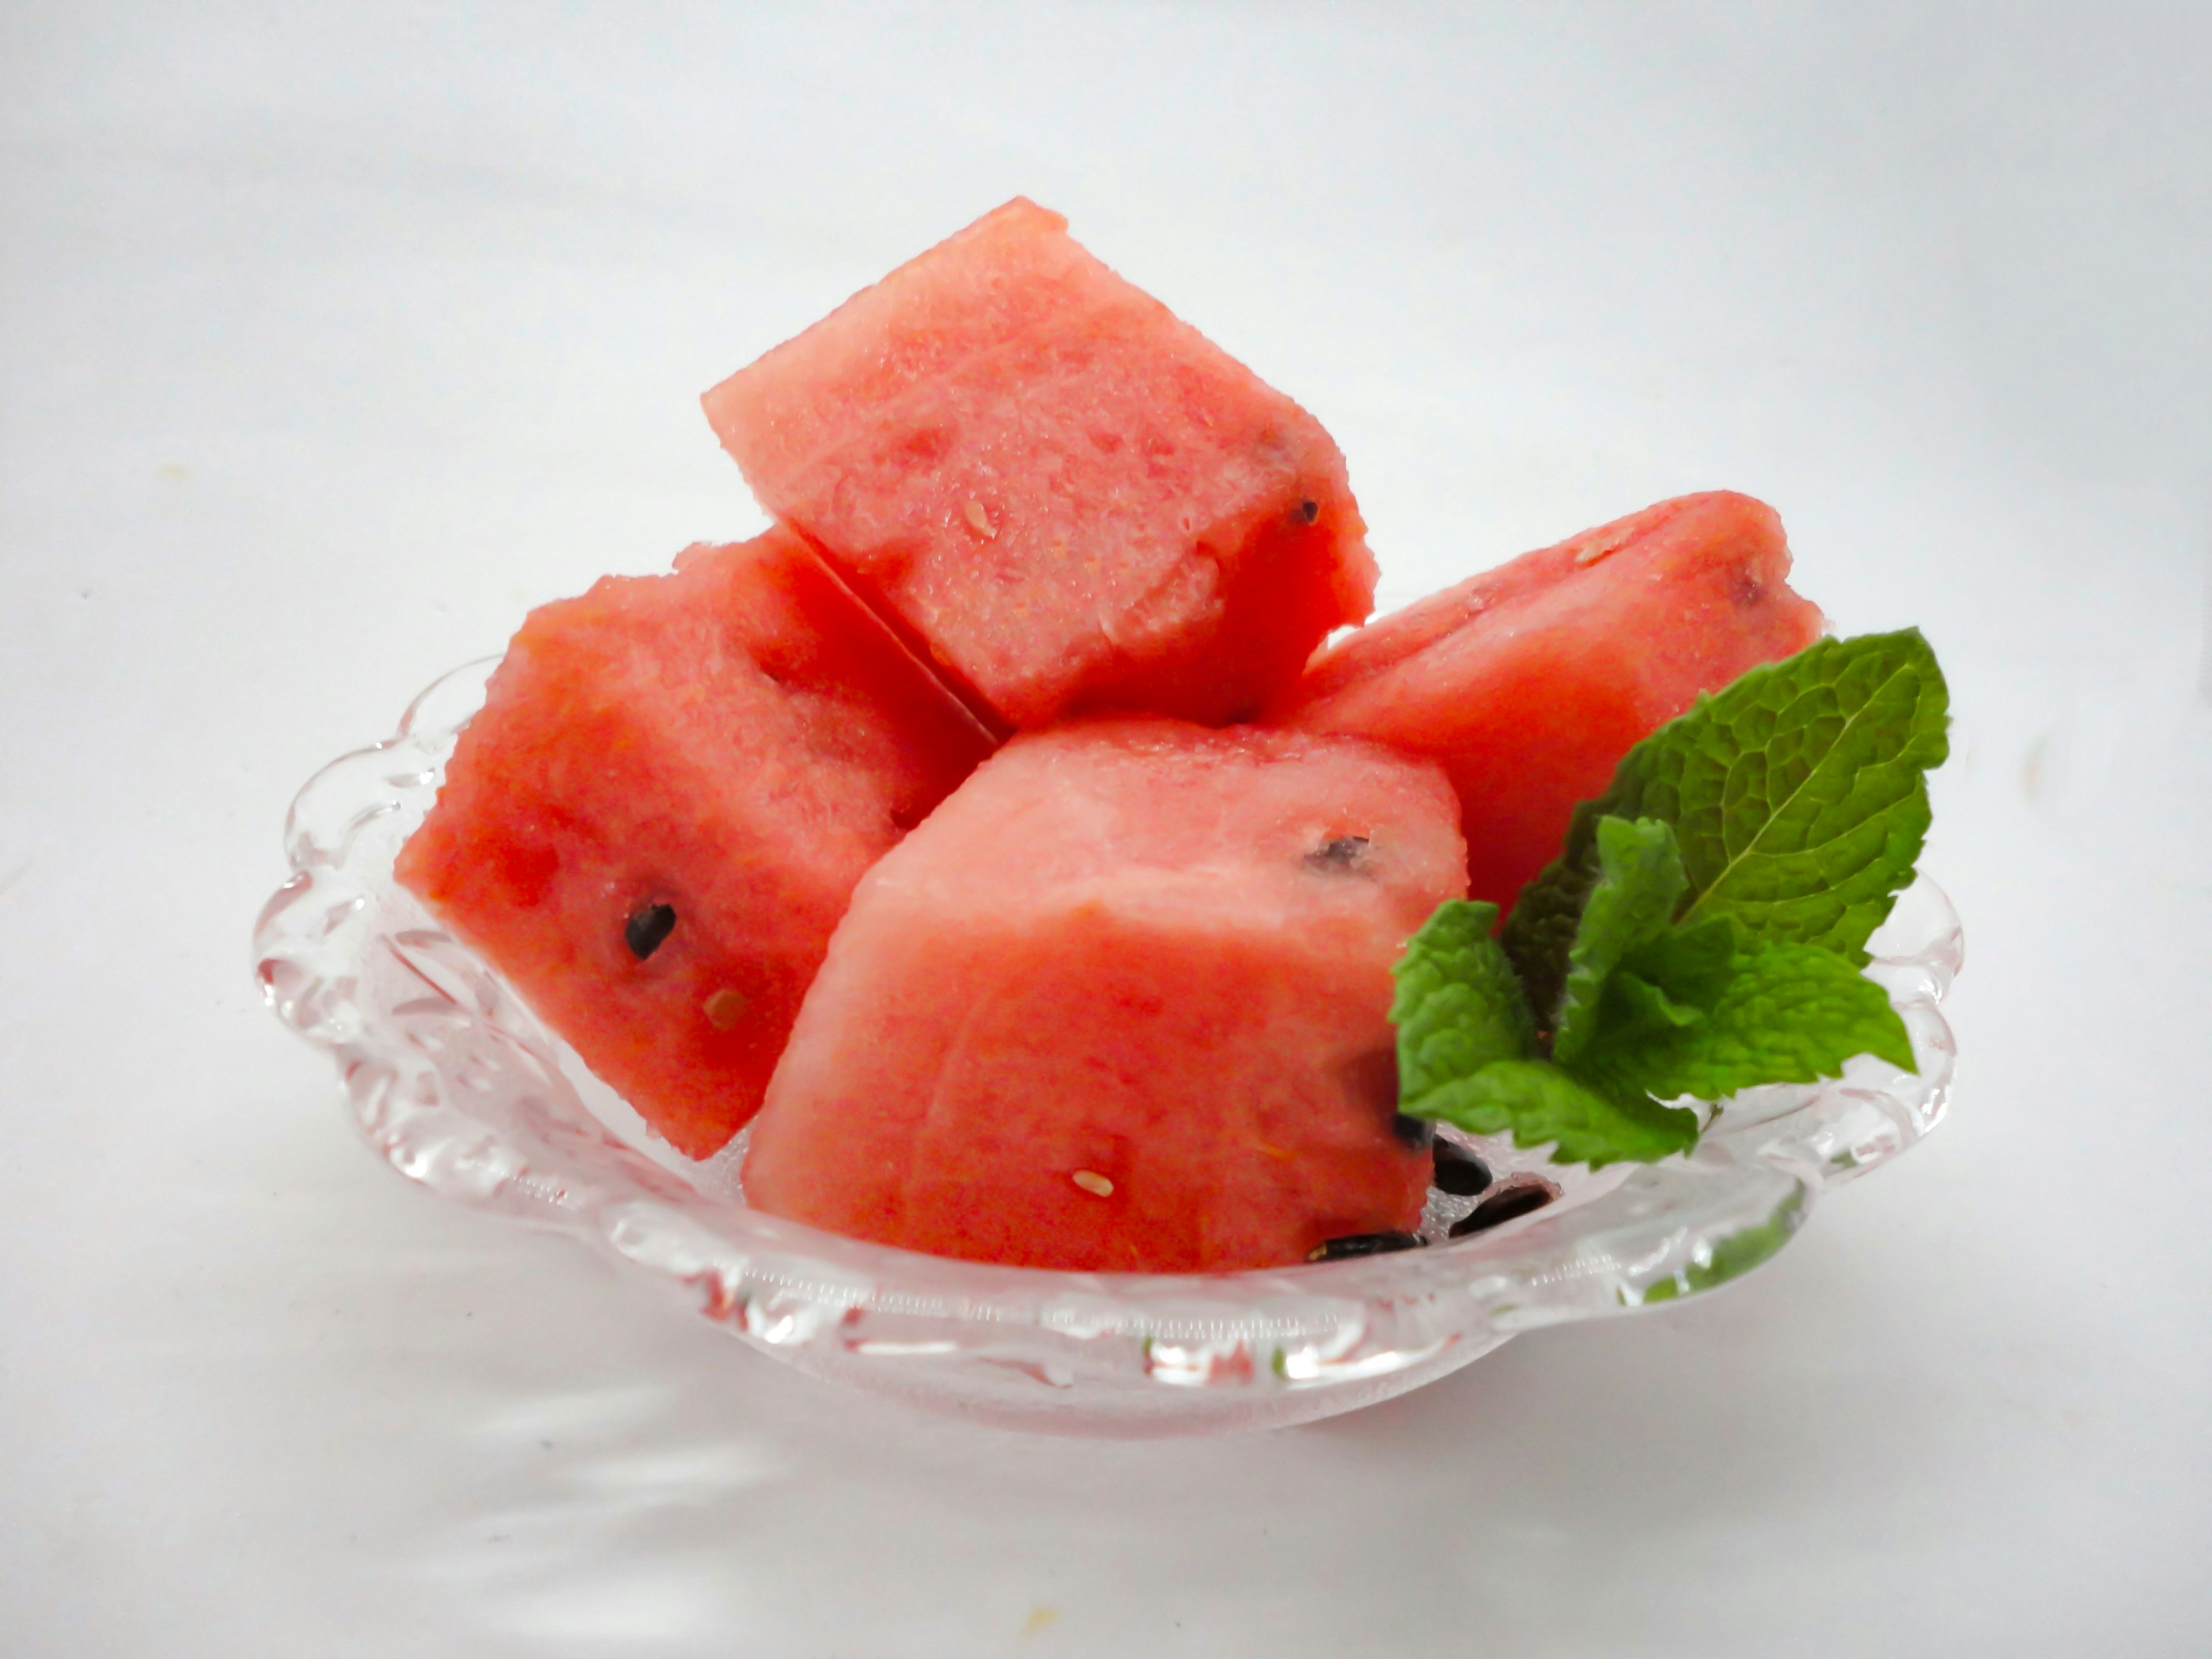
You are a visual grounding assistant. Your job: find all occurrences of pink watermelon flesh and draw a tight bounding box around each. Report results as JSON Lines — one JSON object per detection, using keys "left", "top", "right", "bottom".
{"left": 1270, "top": 491, "right": 1827, "bottom": 918}
{"left": 393, "top": 528, "right": 997, "bottom": 1161}
{"left": 701, "top": 198, "right": 1378, "bottom": 732}
{"left": 740, "top": 721, "right": 1465, "bottom": 1274}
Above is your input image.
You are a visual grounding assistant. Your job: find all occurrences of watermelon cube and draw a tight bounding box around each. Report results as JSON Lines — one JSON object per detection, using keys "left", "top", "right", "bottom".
{"left": 1270, "top": 491, "right": 1825, "bottom": 918}
{"left": 702, "top": 199, "right": 1377, "bottom": 732}
{"left": 394, "top": 528, "right": 995, "bottom": 1160}
{"left": 740, "top": 722, "right": 1465, "bottom": 1273}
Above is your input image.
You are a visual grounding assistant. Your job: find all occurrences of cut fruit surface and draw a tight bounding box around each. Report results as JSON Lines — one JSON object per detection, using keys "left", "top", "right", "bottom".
{"left": 394, "top": 528, "right": 995, "bottom": 1159}
{"left": 1270, "top": 491, "right": 1825, "bottom": 916}
{"left": 741, "top": 721, "right": 1465, "bottom": 1273}
{"left": 702, "top": 198, "right": 1377, "bottom": 731}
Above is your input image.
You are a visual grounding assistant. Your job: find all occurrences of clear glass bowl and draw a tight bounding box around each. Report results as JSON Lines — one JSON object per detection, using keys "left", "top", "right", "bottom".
{"left": 253, "top": 659, "right": 1961, "bottom": 1438}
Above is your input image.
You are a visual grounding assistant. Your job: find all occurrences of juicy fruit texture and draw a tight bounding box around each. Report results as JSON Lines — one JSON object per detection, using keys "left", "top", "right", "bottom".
{"left": 395, "top": 529, "right": 995, "bottom": 1160}
{"left": 741, "top": 722, "right": 1466, "bottom": 1272}
{"left": 702, "top": 198, "right": 1377, "bottom": 732}
{"left": 1271, "top": 491, "right": 1825, "bottom": 917}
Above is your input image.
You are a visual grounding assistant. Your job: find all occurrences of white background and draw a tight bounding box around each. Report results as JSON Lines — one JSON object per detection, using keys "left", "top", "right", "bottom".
{"left": 5, "top": 3, "right": 2209, "bottom": 1654}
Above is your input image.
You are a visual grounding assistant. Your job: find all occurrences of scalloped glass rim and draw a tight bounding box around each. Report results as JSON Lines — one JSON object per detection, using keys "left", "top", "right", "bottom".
{"left": 253, "top": 658, "right": 1961, "bottom": 1437}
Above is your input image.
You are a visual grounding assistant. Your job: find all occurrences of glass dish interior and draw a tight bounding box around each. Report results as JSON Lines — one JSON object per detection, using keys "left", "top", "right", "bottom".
{"left": 255, "top": 659, "right": 1961, "bottom": 1438}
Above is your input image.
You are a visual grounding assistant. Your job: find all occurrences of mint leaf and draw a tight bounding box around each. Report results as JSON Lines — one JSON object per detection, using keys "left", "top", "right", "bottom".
{"left": 1412, "top": 1059, "right": 1700, "bottom": 1168}
{"left": 1390, "top": 900, "right": 1535, "bottom": 1105}
{"left": 1593, "top": 968, "right": 1706, "bottom": 1050}
{"left": 1551, "top": 816, "right": 1687, "bottom": 1063}
{"left": 1571, "top": 912, "right": 1744, "bottom": 1060}
{"left": 1581, "top": 937, "right": 1916, "bottom": 1105}
{"left": 1505, "top": 630, "right": 1949, "bottom": 1022}
{"left": 1618, "top": 912, "right": 1741, "bottom": 1009}
{"left": 1671, "top": 632, "right": 1948, "bottom": 951}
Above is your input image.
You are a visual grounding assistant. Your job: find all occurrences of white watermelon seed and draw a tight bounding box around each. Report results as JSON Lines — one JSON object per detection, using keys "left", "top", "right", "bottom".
{"left": 1575, "top": 528, "right": 1632, "bottom": 566}
{"left": 1071, "top": 1170, "right": 1114, "bottom": 1198}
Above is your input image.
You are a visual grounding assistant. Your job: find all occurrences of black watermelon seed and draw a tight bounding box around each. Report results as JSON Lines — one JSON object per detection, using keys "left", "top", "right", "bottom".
{"left": 1391, "top": 1112, "right": 1435, "bottom": 1149}
{"left": 1298, "top": 498, "right": 1320, "bottom": 524}
{"left": 1431, "top": 1141, "right": 1493, "bottom": 1197}
{"left": 1308, "top": 1231, "right": 1423, "bottom": 1263}
{"left": 1449, "top": 1179, "right": 1556, "bottom": 1238}
{"left": 624, "top": 902, "right": 677, "bottom": 960}
{"left": 1306, "top": 835, "right": 1370, "bottom": 871}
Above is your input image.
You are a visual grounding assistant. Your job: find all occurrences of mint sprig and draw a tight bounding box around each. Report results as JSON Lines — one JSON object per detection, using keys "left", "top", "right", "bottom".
{"left": 1504, "top": 628, "right": 1949, "bottom": 1026}
{"left": 1394, "top": 631, "right": 1948, "bottom": 1171}
{"left": 1391, "top": 904, "right": 1700, "bottom": 1168}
